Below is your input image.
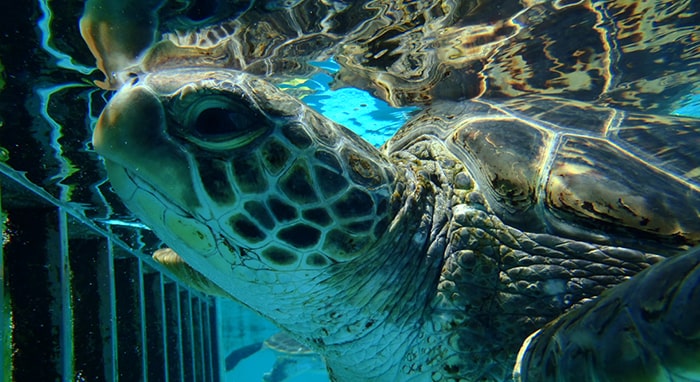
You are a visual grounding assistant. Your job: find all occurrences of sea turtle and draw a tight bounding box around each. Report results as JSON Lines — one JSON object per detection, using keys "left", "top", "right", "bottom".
{"left": 92, "top": 70, "right": 700, "bottom": 380}
{"left": 224, "top": 331, "right": 326, "bottom": 382}
{"left": 83, "top": 0, "right": 700, "bottom": 381}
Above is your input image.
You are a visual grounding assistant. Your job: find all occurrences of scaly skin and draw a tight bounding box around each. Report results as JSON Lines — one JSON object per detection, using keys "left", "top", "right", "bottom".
{"left": 514, "top": 245, "right": 700, "bottom": 382}
{"left": 93, "top": 68, "right": 692, "bottom": 381}
{"left": 82, "top": 0, "right": 700, "bottom": 380}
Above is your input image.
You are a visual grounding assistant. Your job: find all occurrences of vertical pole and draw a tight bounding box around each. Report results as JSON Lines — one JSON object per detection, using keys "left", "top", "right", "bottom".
{"left": 202, "top": 301, "right": 211, "bottom": 381}
{"left": 107, "top": 238, "right": 118, "bottom": 382}
{"left": 197, "top": 300, "right": 206, "bottom": 382}
{"left": 176, "top": 285, "right": 185, "bottom": 380}
{"left": 58, "top": 209, "right": 74, "bottom": 380}
{"left": 206, "top": 300, "right": 217, "bottom": 382}
{"left": 0, "top": 180, "right": 6, "bottom": 382}
{"left": 160, "top": 274, "right": 169, "bottom": 381}
{"left": 186, "top": 291, "right": 196, "bottom": 380}
{"left": 137, "top": 259, "right": 148, "bottom": 380}
{"left": 217, "top": 300, "right": 226, "bottom": 380}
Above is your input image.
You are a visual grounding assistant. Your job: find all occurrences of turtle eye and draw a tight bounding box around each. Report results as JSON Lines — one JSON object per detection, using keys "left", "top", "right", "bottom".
{"left": 194, "top": 107, "right": 254, "bottom": 140}
{"left": 182, "top": 98, "right": 271, "bottom": 150}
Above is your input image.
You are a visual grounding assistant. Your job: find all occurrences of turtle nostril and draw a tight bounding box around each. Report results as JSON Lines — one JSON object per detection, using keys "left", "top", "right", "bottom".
{"left": 127, "top": 72, "right": 139, "bottom": 85}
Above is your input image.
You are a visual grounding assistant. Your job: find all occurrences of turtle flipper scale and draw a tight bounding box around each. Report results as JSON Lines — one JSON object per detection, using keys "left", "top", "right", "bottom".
{"left": 514, "top": 246, "right": 700, "bottom": 382}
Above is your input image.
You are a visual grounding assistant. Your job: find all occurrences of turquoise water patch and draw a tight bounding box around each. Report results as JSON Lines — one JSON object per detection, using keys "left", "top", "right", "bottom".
{"left": 673, "top": 93, "right": 700, "bottom": 118}
{"left": 305, "top": 83, "right": 417, "bottom": 147}
{"left": 279, "top": 60, "right": 417, "bottom": 147}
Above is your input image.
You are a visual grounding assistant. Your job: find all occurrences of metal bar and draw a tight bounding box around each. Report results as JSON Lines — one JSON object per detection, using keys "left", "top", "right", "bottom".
{"left": 138, "top": 259, "right": 148, "bottom": 380}
{"left": 0, "top": 163, "right": 204, "bottom": 290}
{"left": 0, "top": 164, "right": 222, "bottom": 381}
{"left": 202, "top": 300, "right": 212, "bottom": 382}
{"left": 217, "top": 301, "right": 226, "bottom": 380}
{"left": 197, "top": 300, "right": 206, "bottom": 382}
{"left": 58, "top": 208, "right": 74, "bottom": 380}
{"left": 0, "top": 180, "right": 6, "bottom": 382}
{"left": 107, "top": 238, "right": 118, "bottom": 382}
{"left": 211, "top": 302, "right": 217, "bottom": 381}
{"left": 206, "top": 299, "right": 216, "bottom": 382}
{"left": 160, "top": 273, "right": 169, "bottom": 382}
{"left": 176, "top": 284, "right": 185, "bottom": 380}
{"left": 186, "top": 291, "right": 196, "bottom": 380}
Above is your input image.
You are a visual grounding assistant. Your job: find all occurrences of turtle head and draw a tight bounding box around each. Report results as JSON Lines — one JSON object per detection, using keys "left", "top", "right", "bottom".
{"left": 93, "top": 68, "right": 398, "bottom": 295}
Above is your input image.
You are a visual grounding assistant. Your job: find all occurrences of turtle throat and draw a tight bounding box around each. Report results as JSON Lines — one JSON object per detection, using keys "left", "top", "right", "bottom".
{"left": 271, "top": 160, "right": 450, "bottom": 380}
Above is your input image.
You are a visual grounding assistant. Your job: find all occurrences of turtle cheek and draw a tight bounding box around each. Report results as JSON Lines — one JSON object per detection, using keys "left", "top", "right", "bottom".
{"left": 110, "top": 165, "right": 217, "bottom": 258}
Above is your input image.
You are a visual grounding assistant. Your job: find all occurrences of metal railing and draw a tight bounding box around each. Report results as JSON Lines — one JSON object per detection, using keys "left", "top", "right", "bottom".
{"left": 1, "top": 165, "right": 220, "bottom": 381}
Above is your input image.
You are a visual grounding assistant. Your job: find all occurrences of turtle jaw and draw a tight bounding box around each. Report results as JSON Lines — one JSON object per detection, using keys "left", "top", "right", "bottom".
{"left": 93, "top": 81, "right": 203, "bottom": 215}
{"left": 91, "top": 71, "right": 427, "bottom": 365}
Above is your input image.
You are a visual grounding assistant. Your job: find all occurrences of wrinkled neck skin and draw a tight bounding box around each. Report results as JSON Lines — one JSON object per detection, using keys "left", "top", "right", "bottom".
{"left": 239, "top": 128, "right": 670, "bottom": 381}
{"left": 106, "top": 141, "right": 450, "bottom": 380}
{"left": 377, "top": 134, "right": 668, "bottom": 381}
{"left": 235, "top": 159, "right": 451, "bottom": 381}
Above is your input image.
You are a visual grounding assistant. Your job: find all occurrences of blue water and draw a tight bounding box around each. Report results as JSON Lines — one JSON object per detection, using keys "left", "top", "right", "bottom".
{"left": 220, "top": 300, "right": 330, "bottom": 382}
{"left": 673, "top": 98, "right": 700, "bottom": 118}
{"left": 279, "top": 60, "right": 417, "bottom": 147}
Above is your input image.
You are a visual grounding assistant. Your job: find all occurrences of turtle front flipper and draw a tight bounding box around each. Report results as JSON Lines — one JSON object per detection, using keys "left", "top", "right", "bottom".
{"left": 514, "top": 245, "right": 700, "bottom": 382}
{"left": 152, "top": 248, "right": 234, "bottom": 299}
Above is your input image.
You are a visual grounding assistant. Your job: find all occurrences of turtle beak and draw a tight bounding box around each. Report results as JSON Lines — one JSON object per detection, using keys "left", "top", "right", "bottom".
{"left": 93, "top": 84, "right": 163, "bottom": 157}
{"left": 93, "top": 83, "right": 201, "bottom": 212}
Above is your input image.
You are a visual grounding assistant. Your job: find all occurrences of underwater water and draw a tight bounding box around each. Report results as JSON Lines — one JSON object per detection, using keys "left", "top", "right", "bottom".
{"left": 0, "top": 1, "right": 699, "bottom": 382}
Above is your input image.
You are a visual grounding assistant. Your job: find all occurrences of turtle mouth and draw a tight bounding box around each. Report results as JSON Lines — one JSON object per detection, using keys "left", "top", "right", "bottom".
{"left": 111, "top": 162, "right": 272, "bottom": 270}
{"left": 104, "top": 159, "right": 219, "bottom": 258}
{"left": 122, "top": 166, "right": 191, "bottom": 218}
